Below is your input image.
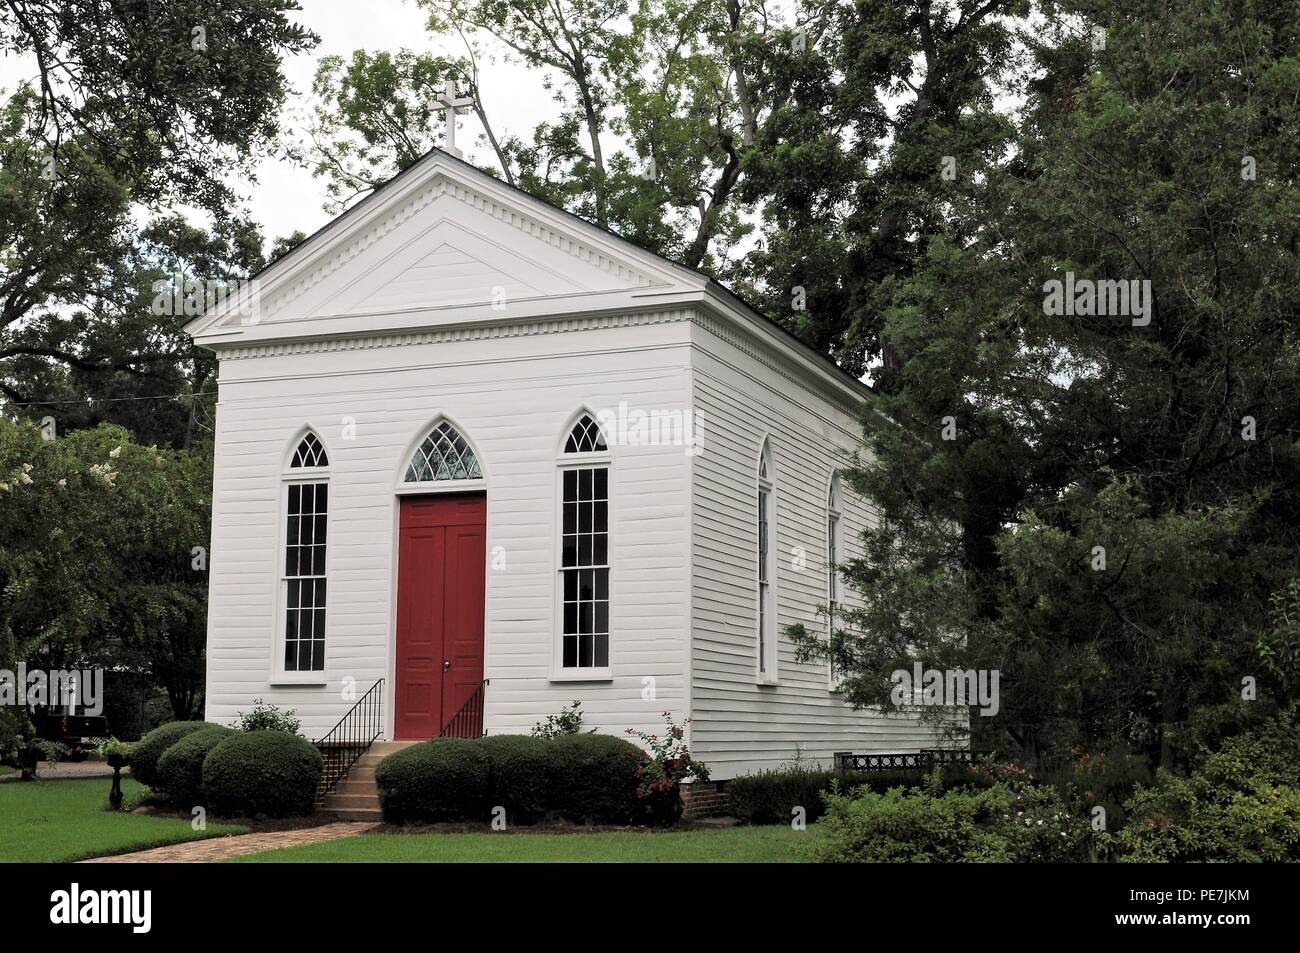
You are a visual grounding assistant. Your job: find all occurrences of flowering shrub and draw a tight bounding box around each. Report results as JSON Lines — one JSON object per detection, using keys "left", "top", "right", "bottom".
{"left": 972, "top": 758, "right": 1036, "bottom": 784}
{"left": 998, "top": 780, "right": 1095, "bottom": 862}
{"left": 625, "top": 712, "right": 710, "bottom": 800}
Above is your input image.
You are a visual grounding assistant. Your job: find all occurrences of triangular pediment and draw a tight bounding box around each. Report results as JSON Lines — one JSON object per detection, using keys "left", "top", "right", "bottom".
{"left": 187, "top": 151, "right": 705, "bottom": 344}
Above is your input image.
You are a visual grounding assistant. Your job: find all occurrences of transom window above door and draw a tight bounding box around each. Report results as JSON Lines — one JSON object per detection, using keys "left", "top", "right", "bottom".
{"left": 405, "top": 421, "right": 482, "bottom": 482}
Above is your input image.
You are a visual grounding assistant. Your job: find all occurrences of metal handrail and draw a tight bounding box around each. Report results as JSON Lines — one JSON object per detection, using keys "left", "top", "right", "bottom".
{"left": 439, "top": 679, "right": 488, "bottom": 738}
{"left": 314, "top": 678, "right": 384, "bottom": 800}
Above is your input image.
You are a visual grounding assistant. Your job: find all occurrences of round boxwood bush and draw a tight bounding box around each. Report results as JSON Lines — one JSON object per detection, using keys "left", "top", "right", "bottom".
{"left": 155, "top": 725, "right": 235, "bottom": 807}
{"left": 201, "top": 730, "right": 323, "bottom": 818}
{"left": 129, "top": 720, "right": 210, "bottom": 788}
{"left": 478, "top": 734, "right": 551, "bottom": 824}
{"left": 376, "top": 738, "right": 491, "bottom": 823}
{"left": 547, "top": 733, "right": 646, "bottom": 824}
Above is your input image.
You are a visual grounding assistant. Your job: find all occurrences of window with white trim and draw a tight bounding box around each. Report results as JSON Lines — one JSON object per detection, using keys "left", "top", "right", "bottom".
{"left": 827, "top": 473, "right": 842, "bottom": 686}
{"left": 757, "top": 438, "right": 777, "bottom": 681}
{"left": 559, "top": 414, "right": 610, "bottom": 671}
{"left": 283, "top": 433, "right": 329, "bottom": 672}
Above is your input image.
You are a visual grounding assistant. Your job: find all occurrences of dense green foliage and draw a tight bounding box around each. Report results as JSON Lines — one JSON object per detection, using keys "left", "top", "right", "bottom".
{"left": 201, "top": 730, "right": 323, "bottom": 818}
{"left": 729, "top": 764, "right": 994, "bottom": 825}
{"left": 805, "top": 779, "right": 1092, "bottom": 863}
{"left": 1114, "top": 721, "right": 1300, "bottom": 862}
{"left": 129, "top": 720, "right": 209, "bottom": 788}
{"left": 154, "top": 725, "right": 236, "bottom": 807}
{"left": 546, "top": 732, "right": 646, "bottom": 824}
{"left": 789, "top": 0, "right": 1300, "bottom": 770}
{"left": 477, "top": 734, "right": 552, "bottom": 823}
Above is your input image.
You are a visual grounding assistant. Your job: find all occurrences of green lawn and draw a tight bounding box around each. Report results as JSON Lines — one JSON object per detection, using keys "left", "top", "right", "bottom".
{"left": 231, "top": 826, "right": 809, "bottom": 863}
{"left": 0, "top": 777, "right": 248, "bottom": 862}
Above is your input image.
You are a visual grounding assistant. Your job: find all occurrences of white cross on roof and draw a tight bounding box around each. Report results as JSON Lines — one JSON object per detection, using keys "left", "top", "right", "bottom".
{"left": 436, "top": 79, "right": 474, "bottom": 159}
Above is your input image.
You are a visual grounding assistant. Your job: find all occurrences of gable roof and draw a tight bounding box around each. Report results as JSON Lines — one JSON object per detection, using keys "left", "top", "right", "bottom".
{"left": 186, "top": 147, "right": 870, "bottom": 404}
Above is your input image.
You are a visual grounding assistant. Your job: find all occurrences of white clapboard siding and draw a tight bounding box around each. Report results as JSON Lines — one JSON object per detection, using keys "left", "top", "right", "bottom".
{"left": 205, "top": 317, "right": 694, "bottom": 740}
{"left": 687, "top": 319, "right": 944, "bottom": 779}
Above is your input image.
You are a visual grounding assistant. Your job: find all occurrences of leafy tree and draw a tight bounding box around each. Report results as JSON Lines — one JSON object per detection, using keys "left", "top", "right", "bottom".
{"left": 299, "top": 0, "right": 850, "bottom": 275}
{"left": 0, "top": 419, "right": 211, "bottom": 718}
{"left": 792, "top": 0, "right": 1300, "bottom": 769}
{"left": 1, "top": 0, "right": 316, "bottom": 441}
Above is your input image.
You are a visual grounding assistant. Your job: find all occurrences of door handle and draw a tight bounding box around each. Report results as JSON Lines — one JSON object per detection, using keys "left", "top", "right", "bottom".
{"left": 443, "top": 658, "right": 451, "bottom": 672}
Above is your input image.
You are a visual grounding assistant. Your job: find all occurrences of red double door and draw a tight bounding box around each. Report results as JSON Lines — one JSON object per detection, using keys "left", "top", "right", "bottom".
{"left": 394, "top": 494, "right": 486, "bottom": 740}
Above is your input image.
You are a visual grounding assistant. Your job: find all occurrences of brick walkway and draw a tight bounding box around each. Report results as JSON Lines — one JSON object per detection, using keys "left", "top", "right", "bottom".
{"left": 79, "top": 822, "right": 379, "bottom": 863}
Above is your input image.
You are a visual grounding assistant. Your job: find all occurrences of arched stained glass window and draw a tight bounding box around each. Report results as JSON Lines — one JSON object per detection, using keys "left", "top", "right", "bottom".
{"left": 564, "top": 414, "right": 608, "bottom": 453}
{"left": 290, "top": 432, "right": 329, "bottom": 468}
{"left": 405, "top": 421, "right": 482, "bottom": 482}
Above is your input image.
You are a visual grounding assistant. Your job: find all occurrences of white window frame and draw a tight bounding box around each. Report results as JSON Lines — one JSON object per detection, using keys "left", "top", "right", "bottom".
{"left": 272, "top": 431, "right": 330, "bottom": 685}
{"left": 756, "top": 437, "right": 778, "bottom": 684}
{"left": 827, "top": 472, "right": 843, "bottom": 691}
{"left": 551, "top": 412, "right": 613, "bottom": 682}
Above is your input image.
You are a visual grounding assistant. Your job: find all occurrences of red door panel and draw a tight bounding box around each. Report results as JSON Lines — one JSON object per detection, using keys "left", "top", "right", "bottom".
{"left": 394, "top": 494, "right": 486, "bottom": 740}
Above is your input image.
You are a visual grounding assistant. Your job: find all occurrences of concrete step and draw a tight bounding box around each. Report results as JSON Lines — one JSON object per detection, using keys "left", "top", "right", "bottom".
{"left": 368, "top": 741, "right": 421, "bottom": 755}
{"left": 322, "top": 793, "right": 379, "bottom": 810}
{"left": 334, "top": 779, "right": 379, "bottom": 796}
{"left": 319, "top": 806, "right": 383, "bottom": 822}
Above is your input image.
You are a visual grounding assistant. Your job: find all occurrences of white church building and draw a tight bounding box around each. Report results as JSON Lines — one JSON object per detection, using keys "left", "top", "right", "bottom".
{"left": 187, "top": 147, "right": 941, "bottom": 780}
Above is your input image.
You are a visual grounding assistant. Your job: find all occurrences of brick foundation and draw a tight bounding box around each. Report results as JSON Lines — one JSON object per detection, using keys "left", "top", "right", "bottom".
{"left": 681, "top": 781, "right": 730, "bottom": 819}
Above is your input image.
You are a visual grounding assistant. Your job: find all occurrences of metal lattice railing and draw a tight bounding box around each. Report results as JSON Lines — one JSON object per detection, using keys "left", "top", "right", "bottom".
{"left": 314, "top": 678, "right": 384, "bottom": 800}
{"left": 832, "top": 749, "right": 986, "bottom": 774}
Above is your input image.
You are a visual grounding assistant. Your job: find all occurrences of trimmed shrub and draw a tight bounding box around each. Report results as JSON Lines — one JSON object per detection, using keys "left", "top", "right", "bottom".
{"left": 479, "top": 734, "right": 551, "bottom": 823}
{"left": 376, "top": 738, "right": 491, "bottom": 823}
{"left": 548, "top": 732, "right": 645, "bottom": 824}
{"left": 154, "top": 725, "right": 235, "bottom": 807}
{"left": 729, "top": 764, "right": 994, "bottom": 825}
{"left": 729, "top": 768, "right": 839, "bottom": 825}
{"left": 129, "top": 720, "right": 209, "bottom": 788}
{"left": 201, "top": 730, "right": 323, "bottom": 818}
